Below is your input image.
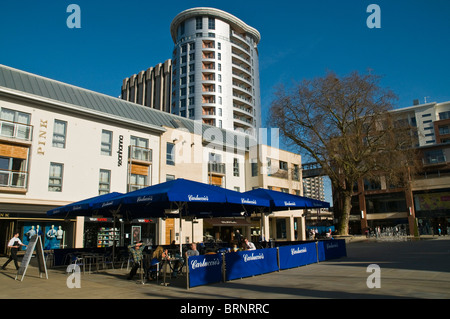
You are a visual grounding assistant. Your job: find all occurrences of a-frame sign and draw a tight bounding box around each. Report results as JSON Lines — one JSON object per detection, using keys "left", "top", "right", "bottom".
{"left": 15, "top": 235, "right": 48, "bottom": 281}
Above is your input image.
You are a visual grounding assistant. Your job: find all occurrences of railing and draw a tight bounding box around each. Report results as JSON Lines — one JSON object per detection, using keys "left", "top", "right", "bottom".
{"left": 208, "top": 162, "right": 226, "bottom": 175}
{"left": 0, "top": 119, "right": 33, "bottom": 141}
{"left": 128, "top": 183, "right": 149, "bottom": 192}
{"left": 423, "top": 155, "right": 447, "bottom": 165}
{"left": 0, "top": 169, "right": 28, "bottom": 188}
{"left": 129, "top": 145, "right": 152, "bottom": 163}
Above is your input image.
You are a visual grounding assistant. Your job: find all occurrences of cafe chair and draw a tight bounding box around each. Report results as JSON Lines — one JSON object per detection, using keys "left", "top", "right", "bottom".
{"left": 148, "top": 258, "right": 160, "bottom": 282}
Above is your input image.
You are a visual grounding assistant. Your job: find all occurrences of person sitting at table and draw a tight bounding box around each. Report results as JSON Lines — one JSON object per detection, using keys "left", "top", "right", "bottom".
{"left": 152, "top": 245, "right": 169, "bottom": 261}
{"left": 244, "top": 238, "right": 256, "bottom": 251}
{"left": 127, "top": 240, "right": 147, "bottom": 280}
{"left": 186, "top": 242, "right": 199, "bottom": 258}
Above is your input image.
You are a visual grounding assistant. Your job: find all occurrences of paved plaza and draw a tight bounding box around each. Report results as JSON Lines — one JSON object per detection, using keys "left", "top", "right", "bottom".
{"left": 0, "top": 236, "right": 449, "bottom": 300}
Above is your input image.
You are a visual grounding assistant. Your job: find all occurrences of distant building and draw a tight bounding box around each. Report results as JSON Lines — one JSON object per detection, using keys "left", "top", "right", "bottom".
{"left": 348, "top": 101, "right": 450, "bottom": 236}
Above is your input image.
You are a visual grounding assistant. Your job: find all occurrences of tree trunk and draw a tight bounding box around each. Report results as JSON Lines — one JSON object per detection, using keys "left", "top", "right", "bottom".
{"left": 337, "top": 194, "right": 352, "bottom": 235}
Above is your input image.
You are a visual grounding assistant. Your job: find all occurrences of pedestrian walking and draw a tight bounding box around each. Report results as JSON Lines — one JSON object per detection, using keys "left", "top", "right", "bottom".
{"left": 2, "top": 232, "right": 27, "bottom": 270}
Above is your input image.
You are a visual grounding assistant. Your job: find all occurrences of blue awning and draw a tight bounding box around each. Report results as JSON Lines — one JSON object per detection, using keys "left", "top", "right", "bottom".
{"left": 243, "top": 188, "right": 330, "bottom": 210}
{"left": 46, "top": 192, "right": 123, "bottom": 217}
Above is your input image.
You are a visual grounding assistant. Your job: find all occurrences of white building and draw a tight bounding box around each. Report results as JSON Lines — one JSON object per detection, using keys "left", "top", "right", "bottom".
{"left": 170, "top": 7, "right": 262, "bottom": 136}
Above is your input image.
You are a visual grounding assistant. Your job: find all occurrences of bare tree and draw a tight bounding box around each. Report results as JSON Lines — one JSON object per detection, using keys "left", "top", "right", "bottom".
{"left": 269, "top": 71, "right": 419, "bottom": 235}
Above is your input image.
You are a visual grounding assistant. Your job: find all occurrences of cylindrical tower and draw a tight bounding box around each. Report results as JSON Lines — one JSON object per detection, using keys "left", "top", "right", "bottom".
{"left": 170, "top": 7, "right": 261, "bottom": 136}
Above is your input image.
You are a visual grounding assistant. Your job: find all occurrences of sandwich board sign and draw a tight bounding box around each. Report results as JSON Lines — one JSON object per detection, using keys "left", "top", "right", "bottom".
{"left": 15, "top": 235, "right": 48, "bottom": 281}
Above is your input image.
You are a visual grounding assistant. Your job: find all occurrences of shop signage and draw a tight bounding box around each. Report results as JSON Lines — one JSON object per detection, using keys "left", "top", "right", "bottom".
{"left": 188, "top": 254, "right": 223, "bottom": 288}
{"left": 188, "top": 195, "right": 209, "bottom": 202}
{"left": 16, "top": 235, "right": 48, "bottom": 281}
{"left": 117, "top": 135, "right": 124, "bottom": 167}
{"left": 87, "top": 217, "right": 112, "bottom": 222}
{"left": 225, "top": 248, "right": 278, "bottom": 281}
{"left": 37, "top": 119, "right": 48, "bottom": 155}
{"left": 278, "top": 243, "right": 317, "bottom": 270}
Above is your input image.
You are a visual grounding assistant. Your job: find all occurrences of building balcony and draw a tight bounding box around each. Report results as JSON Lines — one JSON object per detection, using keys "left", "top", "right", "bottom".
{"left": 0, "top": 169, "right": 28, "bottom": 192}
{"left": 0, "top": 119, "right": 33, "bottom": 143}
{"left": 129, "top": 145, "right": 152, "bottom": 163}
{"left": 208, "top": 162, "right": 226, "bottom": 175}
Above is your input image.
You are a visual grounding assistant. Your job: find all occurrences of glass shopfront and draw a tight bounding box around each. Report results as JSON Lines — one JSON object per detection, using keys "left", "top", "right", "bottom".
{"left": 0, "top": 215, "right": 76, "bottom": 256}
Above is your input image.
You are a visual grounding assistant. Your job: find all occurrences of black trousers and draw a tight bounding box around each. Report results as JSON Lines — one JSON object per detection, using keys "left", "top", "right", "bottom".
{"left": 2, "top": 248, "right": 19, "bottom": 270}
{"left": 128, "top": 261, "right": 148, "bottom": 279}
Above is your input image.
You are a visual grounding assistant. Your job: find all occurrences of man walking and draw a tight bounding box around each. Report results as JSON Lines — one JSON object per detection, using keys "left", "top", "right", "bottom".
{"left": 2, "top": 232, "right": 27, "bottom": 270}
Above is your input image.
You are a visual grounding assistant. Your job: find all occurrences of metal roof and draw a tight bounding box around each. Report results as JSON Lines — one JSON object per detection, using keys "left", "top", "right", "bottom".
{"left": 0, "top": 64, "right": 252, "bottom": 149}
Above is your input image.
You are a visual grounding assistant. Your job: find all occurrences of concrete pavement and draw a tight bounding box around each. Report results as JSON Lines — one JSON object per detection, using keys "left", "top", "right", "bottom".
{"left": 1, "top": 236, "right": 449, "bottom": 300}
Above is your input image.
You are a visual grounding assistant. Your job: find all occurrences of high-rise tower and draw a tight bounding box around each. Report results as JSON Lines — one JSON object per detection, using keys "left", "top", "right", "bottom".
{"left": 170, "top": 7, "right": 261, "bottom": 136}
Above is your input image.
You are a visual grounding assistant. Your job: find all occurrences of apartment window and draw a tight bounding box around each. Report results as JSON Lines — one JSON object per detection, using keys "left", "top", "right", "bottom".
{"left": 424, "top": 149, "right": 446, "bottom": 164}
{"left": 0, "top": 107, "right": 31, "bottom": 140}
{"left": 196, "top": 17, "right": 203, "bottom": 30}
{"left": 129, "top": 174, "right": 147, "bottom": 191}
{"left": 439, "top": 111, "right": 450, "bottom": 120}
{"left": 293, "top": 164, "right": 300, "bottom": 181}
{"left": 208, "top": 17, "right": 215, "bottom": 30}
{"left": 99, "top": 169, "right": 111, "bottom": 195}
{"left": 189, "top": 97, "right": 195, "bottom": 106}
{"left": 189, "top": 53, "right": 195, "bottom": 61}
{"left": 52, "top": 120, "right": 67, "bottom": 148}
{"left": 279, "top": 161, "right": 288, "bottom": 171}
{"left": 234, "top": 187, "right": 240, "bottom": 192}
{"left": 439, "top": 125, "right": 450, "bottom": 135}
{"left": 181, "top": 55, "right": 187, "bottom": 64}
{"left": 101, "top": 130, "right": 112, "bottom": 156}
{"left": 181, "top": 44, "right": 187, "bottom": 53}
{"left": 422, "top": 113, "right": 432, "bottom": 118}
{"left": 130, "top": 136, "right": 151, "bottom": 162}
{"left": 218, "top": 42, "right": 221, "bottom": 50}
{"left": 189, "top": 64, "right": 195, "bottom": 72}
{"left": 188, "top": 109, "right": 195, "bottom": 118}
{"left": 218, "top": 120, "right": 222, "bottom": 128}
{"left": 49, "top": 162, "right": 63, "bottom": 192}
{"left": 233, "top": 158, "right": 240, "bottom": 177}
{"left": 166, "top": 174, "right": 175, "bottom": 181}
{"left": 189, "top": 75, "right": 195, "bottom": 82}
{"left": 180, "top": 87, "right": 187, "bottom": 96}
{"left": 166, "top": 142, "right": 175, "bottom": 165}
{"left": 218, "top": 53, "right": 221, "bottom": 61}
{"left": 251, "top": 160, "right": 258, "bottom": 177}
{"left": 189, "top": 85, "right": 195, "bottom": 94}
{"left": 189, "top": 42, "right": 195, "bottom": 50}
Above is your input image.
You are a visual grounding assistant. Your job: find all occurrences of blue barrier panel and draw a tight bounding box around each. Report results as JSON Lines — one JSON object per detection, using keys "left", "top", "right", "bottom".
{"left": 317, "top": 239, "right": 347, "bottom": 262}
{"left": 225, "top": 248, "right": 279, "bottom": 281}
{"left": 279, "top": 242, "right": 318, "bottom": 270}
{"left": 188, "top": 254, "right": 223, "bottom": 288}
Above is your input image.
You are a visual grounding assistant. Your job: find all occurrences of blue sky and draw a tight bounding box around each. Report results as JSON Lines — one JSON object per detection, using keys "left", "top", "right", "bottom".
{"left": 1, "top": 0, "right": 450, "bottom": 201}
